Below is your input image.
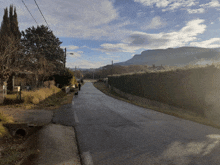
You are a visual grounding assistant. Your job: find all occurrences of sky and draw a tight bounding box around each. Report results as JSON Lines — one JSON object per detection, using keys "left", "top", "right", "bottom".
{"left": 1, "top": 0, "right": 220, "bottom": 68}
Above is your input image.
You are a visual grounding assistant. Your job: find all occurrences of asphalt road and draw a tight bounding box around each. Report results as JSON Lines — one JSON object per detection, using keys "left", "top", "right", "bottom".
{"left": 53, "top": 82, "right": 220, "bottom": 165}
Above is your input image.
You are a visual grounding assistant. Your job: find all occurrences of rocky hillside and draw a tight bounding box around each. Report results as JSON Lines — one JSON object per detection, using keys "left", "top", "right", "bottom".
{"left": 115, "top": 47, "right": 220, "bottom": 66}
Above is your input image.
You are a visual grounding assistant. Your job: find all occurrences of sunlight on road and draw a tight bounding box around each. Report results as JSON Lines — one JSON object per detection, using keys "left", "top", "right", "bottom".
{"left": 160, "top": 134, "right": 220, "bottom": 164}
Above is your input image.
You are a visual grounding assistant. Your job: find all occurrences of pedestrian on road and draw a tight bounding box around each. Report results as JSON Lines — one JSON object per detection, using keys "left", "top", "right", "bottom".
{"left": 79, "top": 83, "right": 81, "bottom": 91}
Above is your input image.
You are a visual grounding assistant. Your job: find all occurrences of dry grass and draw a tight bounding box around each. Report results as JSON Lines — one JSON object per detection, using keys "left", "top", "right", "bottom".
{"left": 93, "top": 82, "right": 220, "bottom": 130}
{"left": 1, "top": 85, "right": 76, "bottom": 110}
{"left": 0, "top": 113, "right": 13, "bottom": 138}
{"left": 21, "top": 85, "right": 61, "bottom": 104}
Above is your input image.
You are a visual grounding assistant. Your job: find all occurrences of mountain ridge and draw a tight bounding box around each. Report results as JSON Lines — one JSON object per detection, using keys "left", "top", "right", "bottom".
{"left": 114, "top": 46, "right": 220, "bottom": 67}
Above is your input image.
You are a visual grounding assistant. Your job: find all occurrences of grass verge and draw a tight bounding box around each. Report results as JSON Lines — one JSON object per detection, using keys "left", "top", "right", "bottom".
{"left": 93, "top": 82, "right": 220, "bottom": 129}
{"left": 1, "top": 85, "right": 76, "bottom": 110}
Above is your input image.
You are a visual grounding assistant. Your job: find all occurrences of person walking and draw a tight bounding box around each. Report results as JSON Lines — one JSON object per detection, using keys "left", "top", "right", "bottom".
{"left": 79, "top": 83, "right": 81, "bottom": 91}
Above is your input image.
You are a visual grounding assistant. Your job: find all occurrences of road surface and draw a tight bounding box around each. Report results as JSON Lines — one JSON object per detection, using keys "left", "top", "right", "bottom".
{"left": 53, "top": 82, "right": 220, "bottom": 165}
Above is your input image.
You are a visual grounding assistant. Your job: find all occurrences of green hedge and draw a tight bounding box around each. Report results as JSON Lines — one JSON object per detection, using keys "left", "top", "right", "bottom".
{"left": 108, "top": 65, "right": 220, "bottom": 117}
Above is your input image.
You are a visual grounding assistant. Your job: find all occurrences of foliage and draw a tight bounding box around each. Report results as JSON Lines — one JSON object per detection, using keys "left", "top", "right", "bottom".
{"left": 21, "top": 25, "right": 65, "bottom": 85}
{"left": 108, "top": 64, "right": 220, "bottom": 124}
{"left": 0, "top": 5, "right": 22, "bottom": 83}
{"left": 53, "top": 68, "right": 77, "bottom": 88}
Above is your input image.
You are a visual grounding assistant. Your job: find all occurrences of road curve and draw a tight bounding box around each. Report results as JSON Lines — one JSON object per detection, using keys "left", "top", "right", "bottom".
{"left": 53, "top": 82, "right": 220, "bottom": 165}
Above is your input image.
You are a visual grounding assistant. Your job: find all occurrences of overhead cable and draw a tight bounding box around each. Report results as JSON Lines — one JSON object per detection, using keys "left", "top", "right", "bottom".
{"left": 21, "top": 0, "right": 38, "bottom": 25}
{"left": 33, "top": 0, "right": 51, "bottom": 30}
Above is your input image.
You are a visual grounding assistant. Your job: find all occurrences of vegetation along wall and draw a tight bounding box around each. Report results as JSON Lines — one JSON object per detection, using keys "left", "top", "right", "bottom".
{"left": 108, "top": 65, "right": 220, "bottom": 121}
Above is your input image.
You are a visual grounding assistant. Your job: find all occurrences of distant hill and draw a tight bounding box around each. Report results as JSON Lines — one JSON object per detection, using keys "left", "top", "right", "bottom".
{"left": 114, "top": 47, "right": 220, "bottom": 67}
{"left": 69, "top": 68, "right": 91, "bottom": 71}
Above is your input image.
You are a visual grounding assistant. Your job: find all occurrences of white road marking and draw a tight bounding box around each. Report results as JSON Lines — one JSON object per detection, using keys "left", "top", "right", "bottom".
{"left": 81, "top": 151, "right": 94, "bottom": 165}
{"left": 72, "top": 100, "right": 74, "bottom": 105}
{"left": 74, "top": 111, "right": 79, "bottom": 123}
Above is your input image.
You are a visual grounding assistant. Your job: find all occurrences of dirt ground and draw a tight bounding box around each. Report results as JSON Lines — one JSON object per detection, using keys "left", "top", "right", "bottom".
{"left": 0, "top": 91, "right": 76, "bottom": 165}
{"left": 0, "top": 107, "right": 53, "bottom": 165}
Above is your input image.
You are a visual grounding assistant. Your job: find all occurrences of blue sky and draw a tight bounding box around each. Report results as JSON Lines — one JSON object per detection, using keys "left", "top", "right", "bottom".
{"left": 1, "top": 0, "right": 220, "bottom": 68}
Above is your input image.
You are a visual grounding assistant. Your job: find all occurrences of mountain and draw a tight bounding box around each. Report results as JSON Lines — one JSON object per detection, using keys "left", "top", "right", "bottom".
{"left": 114, "top": 47, "right": 220, "bottom": 67}
{"left": 69, "top": 68, "right": 91, "bottom": 71}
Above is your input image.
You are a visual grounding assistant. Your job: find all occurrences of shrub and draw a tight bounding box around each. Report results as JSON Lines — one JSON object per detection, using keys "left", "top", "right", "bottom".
{"left": 32, "top": 97, "right": 40, "bottom": 104}
{"left": 53, "top": 68, "right": 77, "bottom": 87}
{"left": 70, "top": 76, "right": 77, "bottom": 85}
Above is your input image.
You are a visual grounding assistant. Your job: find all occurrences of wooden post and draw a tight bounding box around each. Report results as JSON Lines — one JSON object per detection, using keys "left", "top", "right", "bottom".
{"left": 19, "top": 82, "right": 21, "bottom": 100}
{"left": 3, "top": 81, "right": 7, "bottom": 98}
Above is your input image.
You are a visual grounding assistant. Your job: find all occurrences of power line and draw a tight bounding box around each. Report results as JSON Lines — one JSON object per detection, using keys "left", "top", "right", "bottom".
{"left": 33, "top": 0, "right": 51, "bottom": 30}
{"left": 21, "top": 0, "right": 38, "bottom": 25}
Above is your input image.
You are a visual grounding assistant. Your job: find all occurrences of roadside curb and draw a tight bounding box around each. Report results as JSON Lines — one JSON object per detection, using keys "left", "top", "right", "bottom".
{"left": 30, "top": 124, "right": 81, "bottom": 165}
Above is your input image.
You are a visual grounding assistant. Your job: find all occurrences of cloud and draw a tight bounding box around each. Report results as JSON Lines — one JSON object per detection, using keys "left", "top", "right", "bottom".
{"left": 0, "top": 0, "right": 123, "bottom": 40}
{"left": 99, "top": 56, "right": 114, "bottom": 60}
{"left": 134, "top": 0, "right": 197, "bottom": 11}
{"left": 67, "top": 45, "right": 79, "bottom": 50}
{"left": 61, "top": 45, "right": 79, "bottom": 50}
{"left": 66, "top": 59, "right": 104, "bottom": 69}
{"left": 98, "top": 43, "right": 140, "bottom": 53}
{"left": 67, "top": 51, "right": 83, "bottom": 58}
{"left": 46, "top": 0, "right": 118, "bottom": 27}
{"left": 134, "top": 0, "right": 170, "bottom": 8}
{"left": 45, "top": 0, "right": 121, "bottom": 39}
{"left": 137, "top": 11, "right": 145, "bottom": 17}
{"left": 187, "top": 8, "right": 205, "bottom": 14}
{"left": 99, "top": 19, "right": 206, "bottom": 52}
{"left": 141, "top": 16, "right": 166, "bottom": 30}
{"left": 200, "top": 0, "right": 220, "bottom": 8}
{"left": 190, "top": 38, "right": 220, "bottom": 48}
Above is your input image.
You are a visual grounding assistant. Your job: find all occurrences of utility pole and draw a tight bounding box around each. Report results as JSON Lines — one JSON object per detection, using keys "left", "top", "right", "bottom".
{"left": 78, "top": 66, "right": 81, "bottom": 79}
{"left": 64, "top": 48, "right": 66, "bottom": 68}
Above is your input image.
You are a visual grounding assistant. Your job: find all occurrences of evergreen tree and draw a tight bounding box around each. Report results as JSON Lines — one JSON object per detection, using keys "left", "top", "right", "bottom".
{"left": 0, "top": 5, "right": 21, "bottom": 84}
{"left": 10, "top": 5, "right": 21, "bottom": 41}
{"left": 21, "top": 25, "right": 65, "bottom": 86}
{"left": 0, "top": 7, "right": 10, "bottom": 53}
{"left": 1, "top": 7, "right": 10, "bottom": 37}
